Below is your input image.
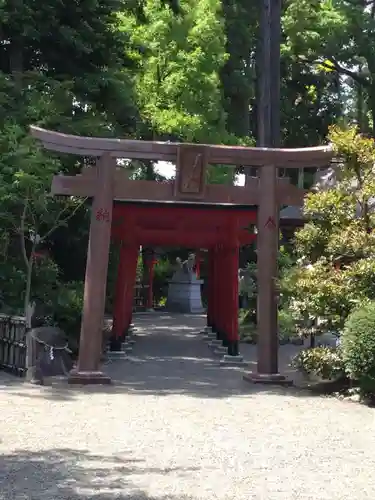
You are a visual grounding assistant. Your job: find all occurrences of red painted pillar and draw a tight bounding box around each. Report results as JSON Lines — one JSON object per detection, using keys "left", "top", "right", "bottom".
{"left": 112, "top": 243, "right": 128, "bottom": 347}
{"left": 206, "top": 249, "right": 215, "bottom": 328}
{"left": 123, "top": 245, "right": 140, "bottom": 334}
{"left": 225, "top": 244, "right": 240, "bottom": 356}
{"left": 212, "top": 246, "right": 220, "bottom": 337}
{"left": 219, "top": 246, "right": 230, "bottom": 346}
{"left": 215, "top": 245, "right": 225, "bottom": 341}
{"left": 146, "top": 257, "right": 157, "bottom": 310}
{"left": 110, "top": 243, "right": 139, "bottom": 351}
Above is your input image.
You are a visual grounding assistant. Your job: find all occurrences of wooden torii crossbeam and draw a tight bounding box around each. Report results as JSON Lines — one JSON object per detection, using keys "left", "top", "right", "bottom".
{"left": 30, "top": 126, "right": 333, "bottom": 385}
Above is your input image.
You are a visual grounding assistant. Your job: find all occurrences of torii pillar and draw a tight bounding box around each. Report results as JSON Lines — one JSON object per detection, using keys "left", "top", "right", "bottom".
{"left": 243, "top": 165, "right": 285, "bottom": 383}
{"left": 69, "top": 154, "right": 114, "bottom": 384}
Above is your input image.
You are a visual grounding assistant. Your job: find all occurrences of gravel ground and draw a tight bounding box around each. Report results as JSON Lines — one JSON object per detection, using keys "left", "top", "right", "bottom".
{"left": 0, "top": 312, "right": 375, "bottom": 500}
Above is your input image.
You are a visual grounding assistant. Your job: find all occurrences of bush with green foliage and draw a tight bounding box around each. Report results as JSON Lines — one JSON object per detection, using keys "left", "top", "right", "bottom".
{"left": 238, "top": 308, "right": 257, "bottom": 343}
{"left": 239, "top": 307, "right": 298, "bottom": 344}
{"left": 278, "top": 308, "right": 298, "bottom": 342}
{"left": 341, "top": 301, "right": 375, "bottom": 400}
{"left": 291, "top": 346, "right": 345, "bottom": 381}
{"left": 51, "top": 281, "right": 84, "bottom": 355}
{"left": 153, "top": 258, "right": 174, "bottom": 306}
{"left": 280, "top": 127, "right": 375, "bottom": 338}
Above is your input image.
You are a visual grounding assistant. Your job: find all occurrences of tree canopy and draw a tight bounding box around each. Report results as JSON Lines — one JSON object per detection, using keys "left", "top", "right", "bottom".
{"left": 0, "top": 0, "right": 374, "bottom": 320}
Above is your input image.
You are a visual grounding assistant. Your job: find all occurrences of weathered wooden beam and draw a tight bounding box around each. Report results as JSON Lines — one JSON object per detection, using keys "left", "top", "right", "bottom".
{"left": 31, "top": 126, "right": 333, "bottom": 168}
{"left": 111, "top": 228, "right": 256, "bottom": 248}
{"left": 51, "top": 170, "right": 306, "bottom": 206}
{"left": 51, "top": 175, "right": 96, "bottom": 197}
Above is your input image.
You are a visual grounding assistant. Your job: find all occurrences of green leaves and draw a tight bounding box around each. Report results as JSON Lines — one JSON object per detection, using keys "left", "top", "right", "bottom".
{"left": 129, "top": 0, "right": 228, "bottom": 142}
{"left": 284, "top": 0, "right": 375, "bottom": 134}
{"left": 0, "top": 0, "right": 138, "bottom": 313}
{"left": 282, "top": 126, "right": 375, "bottom": 333}
{"left": 291, "top": 346, "right": 345, "bottom": 381}
{"left": 342, "top": 301, "right": 375, "bottom": 397}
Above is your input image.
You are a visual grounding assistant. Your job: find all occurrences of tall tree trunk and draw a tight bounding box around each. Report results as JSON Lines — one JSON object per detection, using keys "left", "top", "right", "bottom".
{"left": 9, "top": 0, "right": 24, "bottom": 89}
{"left": 220, "top": 0, "right": 254, "bottom": 139}
{"left": 270, "top": 0, "right": 281, "bottom": 147}
{"left": 356, "top": 79, "right": 370, "bottom": 134}
{"left": 257, "top": 0, "right": 272, "bottom": 147}
{"left": 257, "top": 0, "right": 281, "bottom": 147}
{"left": 24, "top": 251, "right": 42, "bottom": 383}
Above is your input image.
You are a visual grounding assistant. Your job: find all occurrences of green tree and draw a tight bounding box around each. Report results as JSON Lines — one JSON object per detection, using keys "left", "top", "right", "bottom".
{"left": 0, "top": 0, "right": 139, "bottom": 313}
{"left": 281, "top": 126, "right": 375, "bottom": 334}
{"left": 283, "top": 0, "right": 375, "bottom": 135}
{"left": 125, "top": 0, "right": 228, "bottom": 143}
{"left": 220, "top": 0, "right": 257, "bottom": 139}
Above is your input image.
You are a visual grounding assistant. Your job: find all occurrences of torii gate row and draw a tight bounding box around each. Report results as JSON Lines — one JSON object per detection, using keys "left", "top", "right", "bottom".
{"left": 30, "top": 126, "right": 333, "bottom": 385}
{"left": 110, "top": 201, "right": 258, "bottom": 358}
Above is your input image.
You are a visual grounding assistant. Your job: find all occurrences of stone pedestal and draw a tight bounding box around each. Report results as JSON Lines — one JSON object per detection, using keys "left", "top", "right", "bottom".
{"left": 68, "top": 370, "right": 111, "bottom": 385}
{"left": 243, "top": 372, "right": 293, "bottom": 386}
{"left": 166, "top": 272, "right": 204, "bottom": 313}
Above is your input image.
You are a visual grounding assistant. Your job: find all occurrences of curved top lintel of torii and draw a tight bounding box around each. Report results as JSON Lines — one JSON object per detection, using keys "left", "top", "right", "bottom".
{"left": 30, "top": 126, "right": 334, "bottom": 169}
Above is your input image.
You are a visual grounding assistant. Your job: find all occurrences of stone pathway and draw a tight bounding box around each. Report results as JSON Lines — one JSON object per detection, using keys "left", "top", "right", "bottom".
{"left": 0, "top": 312, "right": 375, "bottom": 500}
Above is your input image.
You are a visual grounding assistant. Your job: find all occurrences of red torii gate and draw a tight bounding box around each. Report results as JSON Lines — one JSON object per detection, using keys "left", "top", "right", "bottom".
{"left": 30, "top": 126, "right": 333, "bottom": 385}
{"left": 110, "top": 201, "right": 257, "bottom": 355}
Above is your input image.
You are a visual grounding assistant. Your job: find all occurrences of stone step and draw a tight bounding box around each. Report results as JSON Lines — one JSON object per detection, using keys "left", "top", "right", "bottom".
{"left": 220, "top": 355, "right": 245, "bottom": 366}
{"left": 208, "top": 340, "right": 223, "bottom": 348}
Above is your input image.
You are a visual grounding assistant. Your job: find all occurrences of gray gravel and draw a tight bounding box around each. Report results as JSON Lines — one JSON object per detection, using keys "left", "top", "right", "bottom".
{"left": 0, "top": 312, "right": 375, "bottom": 500}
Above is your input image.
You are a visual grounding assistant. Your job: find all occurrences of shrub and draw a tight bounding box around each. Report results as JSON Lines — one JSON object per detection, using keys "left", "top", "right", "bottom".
{"left": 341, "top": 301, "right": 375, "bottom": 399}
{"left": 51, "top": 281, "right": 84, "bottom": 355}
{"left": 291, "top": 346, "right": 345, "bottom": 381}
{"left": 239, "top": 321, "right": 257, "bottom": 343}
{"left": 239, "top": 307, "right": 253, "bottom": 325}
{"left": 153, "top": 258, "right": 174, "bottom": 305}
{"left": 238, "top": 308, "right": 298, "bottom": 344}
{"left": 238, "top": 308, "right": 257, "bottom": 343}
{"left": 278, "top": 308, "right": 297, "bottom": 341}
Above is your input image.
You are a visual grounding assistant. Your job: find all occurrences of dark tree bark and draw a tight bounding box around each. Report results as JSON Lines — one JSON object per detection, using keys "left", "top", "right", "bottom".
{"left": 257, "top": 0, "right": 272, "bottom": 147}
{"left": 257, "top": 0, "right": 281, "bottom": 147}
{"left": 270, "top": 0, "right": 281, "bottom": 147}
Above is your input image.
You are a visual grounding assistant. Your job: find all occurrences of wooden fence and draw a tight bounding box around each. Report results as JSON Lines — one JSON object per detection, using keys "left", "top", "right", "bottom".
{"left": 0, "top": 314, "right": 27, "bottom": 377}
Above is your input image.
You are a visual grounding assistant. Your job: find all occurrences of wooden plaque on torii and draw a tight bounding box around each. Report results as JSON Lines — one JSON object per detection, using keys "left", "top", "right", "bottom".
{"left": 174, "top": 144, "right": 207, "bottom": 199}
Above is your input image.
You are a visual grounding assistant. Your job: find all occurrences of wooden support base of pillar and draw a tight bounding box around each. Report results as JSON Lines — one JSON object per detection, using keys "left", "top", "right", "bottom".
{"left": 109, "top": 337, "right": 123, "bottom": 352}
{"left": 227, "top": 340, "right": 240, "bottom": 356}
{"left": 68, "top": 370, "right": 112, "bottom": 385}
{"left": 243, "top": 372, "right": 293, "bottom": 386}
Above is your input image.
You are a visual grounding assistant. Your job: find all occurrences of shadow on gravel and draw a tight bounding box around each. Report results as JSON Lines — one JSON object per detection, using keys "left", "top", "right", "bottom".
{"left": 0, "top": 364, "right": 322, "bottom": 404}
{"left": 0, "top": 447, "right": 196, "bottom": 500}
{"left": 0, "top": 313, "right": 321, "bottom": 403}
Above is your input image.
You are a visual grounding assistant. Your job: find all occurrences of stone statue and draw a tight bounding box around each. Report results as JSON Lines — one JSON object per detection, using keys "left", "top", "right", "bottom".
{"left": 167, "top": 252, "right": 203, "bottom": 312}
{"left": 176, "top": 253, "right": 196, "bottom": 277}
